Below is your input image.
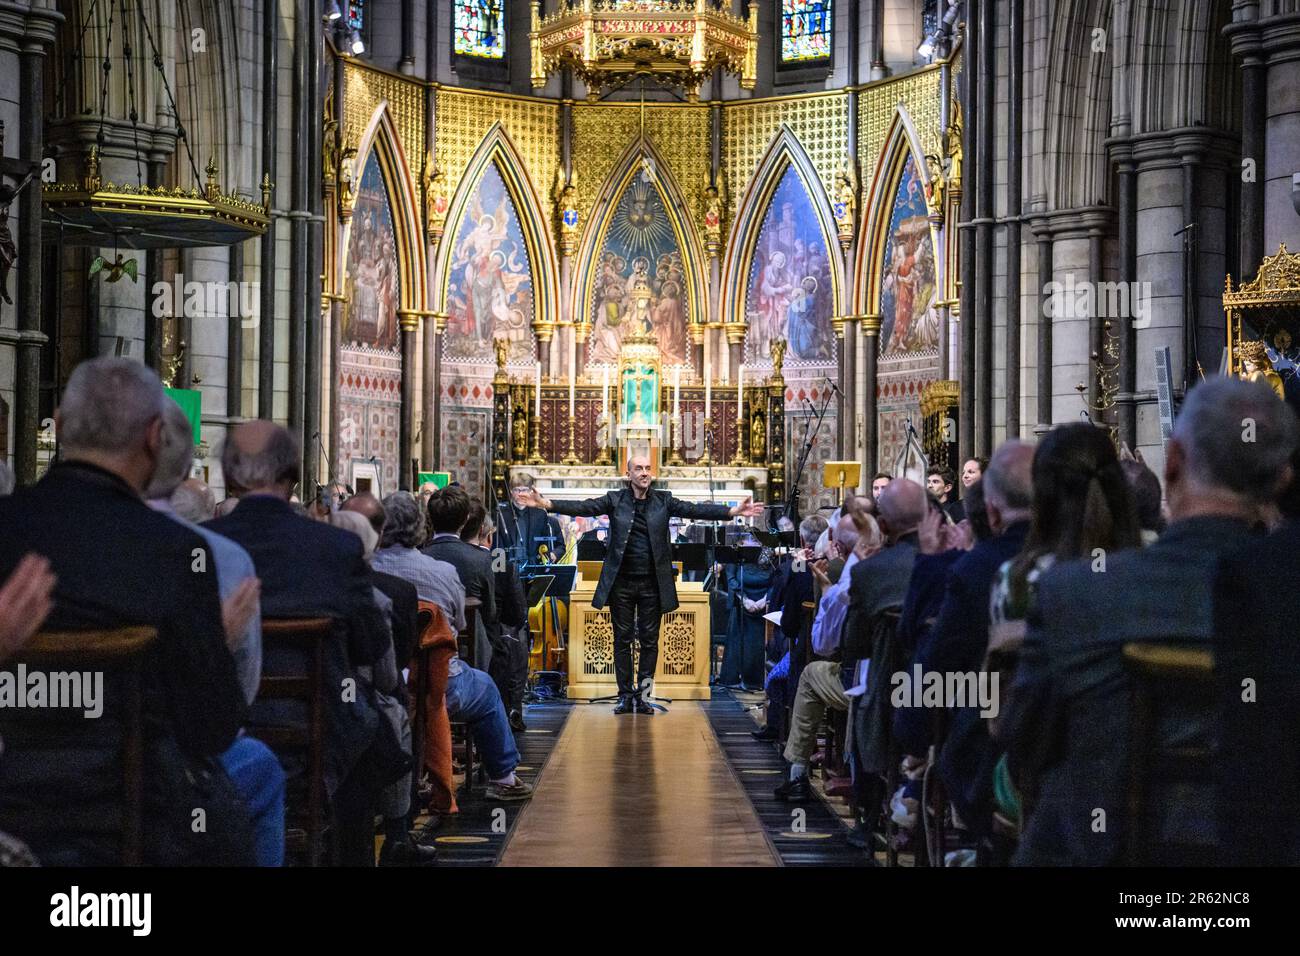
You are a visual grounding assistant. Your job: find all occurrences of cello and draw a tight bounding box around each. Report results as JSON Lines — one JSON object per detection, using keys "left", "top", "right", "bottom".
{"left": 527, "top": 542, "right": 569, "bottom": 675}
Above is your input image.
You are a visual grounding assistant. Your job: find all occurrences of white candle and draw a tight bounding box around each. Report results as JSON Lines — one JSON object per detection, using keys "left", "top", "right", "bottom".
{"left": 704, "top": 359, "right": 712, "bottom": 419}
{"left": 568, "top": 375, "right": 575, "bottom": 418}
{"left": 673, "top": 366, "right": 681, "bottom": 418}
{"left": 737, "top": 364, "right": 744, "bottom": 426}
{"left": 534, "top": 363, "right": 541, "bottom": 417}
{"left": 602, "top": 366, "right": 609, "bottom": 416}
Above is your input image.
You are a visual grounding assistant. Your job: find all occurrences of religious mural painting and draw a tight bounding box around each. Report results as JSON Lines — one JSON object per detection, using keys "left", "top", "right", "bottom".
{"left": 340, "top": 148, "right": 402, "bottom": 490}
{"left": 878, "top": 154, "right": 938, "bottom": 356}
{"left": 444, "top": 161, "right": 536, "bottom": 365}
{"left": 587, "top": 174, "right": 691, "bottom": 367}
{"left": 743, "top": 165, "right": 835, "bottom": 365}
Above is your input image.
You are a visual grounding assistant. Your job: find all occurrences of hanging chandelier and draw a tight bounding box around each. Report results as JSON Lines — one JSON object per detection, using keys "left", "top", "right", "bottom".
{"left": 41, "top": 0, "right": 270, "bottom": 249}
{"left": 530, "top": 0, "right": 758, "bottom": 101}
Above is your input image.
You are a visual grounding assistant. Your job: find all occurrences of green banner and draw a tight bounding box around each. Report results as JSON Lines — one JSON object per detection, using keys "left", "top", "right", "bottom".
{"left": 164, "top": 387, "right": 202, "bottom": 446}
{"left": 416, "top": 471, "right": 451, "bottom": 489}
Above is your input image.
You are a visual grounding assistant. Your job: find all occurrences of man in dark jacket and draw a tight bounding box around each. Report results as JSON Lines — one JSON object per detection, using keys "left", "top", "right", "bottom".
{"left": 208, "top": 420, "right": 400, "bottom": 866}
{"left": 0, "top": 358, "right": 264, "bottom": 865}
{"left": 517, "top": 454, "right": 762, "bottom": 713}
{"left": 1003, "top": 377, "right": 1297, "bottom": 865}
{"left": 497, "top": 469, "right": 564, "bottom": 564}
{"left": 423, "top": 486, "right": 499, "bottom": 670}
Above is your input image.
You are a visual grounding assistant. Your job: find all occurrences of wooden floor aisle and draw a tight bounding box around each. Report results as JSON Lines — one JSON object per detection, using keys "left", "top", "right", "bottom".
{"left": 498, "top": 701, "right": 779, "bottom": 867}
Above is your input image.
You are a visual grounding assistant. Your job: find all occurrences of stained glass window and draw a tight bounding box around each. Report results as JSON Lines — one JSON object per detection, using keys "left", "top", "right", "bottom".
{"left": 346, "top": 0, "right": 363, "bottom": 30}
{"left": 780, "top": 1, "right": 833, "bottom": 63}
{"left": 454, "top": 1, "right": 505, "bottom": 59}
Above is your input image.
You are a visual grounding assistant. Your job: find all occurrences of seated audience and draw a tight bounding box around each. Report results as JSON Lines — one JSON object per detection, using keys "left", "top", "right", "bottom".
{"left": 373, "top": 492, "right": 533, "bottom": 802}
{"left": 0, "top": 358, "right": 256, "bottom": 865}
{"left": 980, "top": 423, "right": 1142, "bottom": 833}
{"left": 207, "top": 420, "right": 405, "bottom": 867}
{"left": 328, "top": 510, "right": 435, "bottom": 866}
{"left": 871, "top": 471, "right": 892, "bottom": 501}
{"left": 1214, "top": 441, "right": 1300, "bottom": 865}
{"left": 896, "top": 442, "right": 1035, "bottom": 831}
{"left": 343, "top": 493, "right": 421, "bottom": 668}
{"left": 1003, "top": 377, "right": 1298, "bottom": 865}
{"left": 461, "top": 499, "right": 530, "bottom": 730}
{"left": 753, "top": 515, "right": 828, "bottom": 741}
{"left": 777, "top": 480, "right": 925, "bottom": 802}
{"left": 170, "top": 477, "right": 216, "bottom": 523}
{"left": 423, "top": 486, "right": 500, "bottom": 674}
{"left": 927, "top": 466, "right": 964, "bottom": 523}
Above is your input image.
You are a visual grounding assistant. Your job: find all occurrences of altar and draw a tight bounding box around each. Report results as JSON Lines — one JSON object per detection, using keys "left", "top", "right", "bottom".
{"left": 528, "top": 463, "right": 771, "bottom": 504}
{"left": 566, "top": 564, "right": 715, "bottom": 701}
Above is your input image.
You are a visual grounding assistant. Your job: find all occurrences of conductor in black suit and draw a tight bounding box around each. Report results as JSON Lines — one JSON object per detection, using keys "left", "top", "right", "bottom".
{"left": 516, "top": 454, "right": 762, "bottom": 714}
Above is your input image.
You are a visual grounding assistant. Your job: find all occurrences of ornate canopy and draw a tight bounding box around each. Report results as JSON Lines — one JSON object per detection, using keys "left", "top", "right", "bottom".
{"left": 530, "top": 0, "right": 757, "bottom": 101}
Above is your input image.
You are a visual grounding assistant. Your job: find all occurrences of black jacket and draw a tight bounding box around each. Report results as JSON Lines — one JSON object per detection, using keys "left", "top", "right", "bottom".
{"left": 207, "top": 495, "right": 386, "bottom": 796}
{"left": 422, "top": 534, "right": 499, "bottom": 646}
{"left": 0, "top": 462, "right": 245, "bottom": 864}
{"left": 373, "top": 569, "right": 419, "bottom": 669}
{"left": 495, "top": 503, "right": 563, "bottom": 564}
{"left": 547, "top": 486, "right": 731, "bottom": 611}
{"left": 1214, "top": 520, "right": 1300, "bottom": 865}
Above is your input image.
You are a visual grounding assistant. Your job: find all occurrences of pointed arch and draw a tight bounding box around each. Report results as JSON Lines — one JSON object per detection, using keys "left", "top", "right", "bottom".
{"left": 719, "top": 125, "right": 844, "bottom": 364}
{"left": 571, "top": 135, "right": 708, "bottom": 364}
{"left": 855, "top": 106, "right": 941, "bottom": 324}
{"left": 430, "top": 122, "right": 558, "bottom": 334}
{"left": 345, "top": 103, "right": 427, "bottom": 313}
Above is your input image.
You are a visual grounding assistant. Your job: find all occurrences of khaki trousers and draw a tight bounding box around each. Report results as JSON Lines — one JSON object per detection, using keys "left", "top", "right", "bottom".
{"left": 782, "top": 660, "right": 850, "bottom": 765}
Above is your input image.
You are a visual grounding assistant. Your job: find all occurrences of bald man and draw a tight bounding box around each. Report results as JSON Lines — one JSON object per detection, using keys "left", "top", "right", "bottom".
{"left": 517, "top": 454, "right": 763, "bottom": 714}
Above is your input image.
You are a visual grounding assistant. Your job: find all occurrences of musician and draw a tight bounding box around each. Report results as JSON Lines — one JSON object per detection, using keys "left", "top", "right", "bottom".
{"left": 497, "top": 470, "right": 564, "bottom": 565}
{"left": 515, "top": 454, "right": 763, "bottom": 714}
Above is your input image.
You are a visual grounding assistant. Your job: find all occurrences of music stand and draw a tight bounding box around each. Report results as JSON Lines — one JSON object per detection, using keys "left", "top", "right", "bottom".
{"left": 822, "top": 460, "right": 862, "bottom": 504}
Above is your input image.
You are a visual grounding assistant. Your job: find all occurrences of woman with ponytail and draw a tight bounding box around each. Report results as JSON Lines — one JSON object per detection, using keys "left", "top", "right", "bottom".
{"left": 986, "top": 423, "right": 1142, "bottom": 829}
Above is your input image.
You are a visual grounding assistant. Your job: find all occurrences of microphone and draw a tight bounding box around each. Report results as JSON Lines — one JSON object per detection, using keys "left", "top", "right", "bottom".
{"left": 824, "top": 377, "right": 841, "bottom": 395}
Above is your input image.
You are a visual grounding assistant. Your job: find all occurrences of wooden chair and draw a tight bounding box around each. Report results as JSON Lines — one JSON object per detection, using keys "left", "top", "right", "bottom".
{"left": 0, "top": 626, "right": 157, "bottom": 865}
{"left": 409, "top": 600, "right": 458, "bottom": 815}
{"left": 1121, "top": 641, "right": 1216, "bottom": 866}
{"left": 451, "top": 598, "right": 481, "bottom": 796}
{"left": 254, "top": 617, "right": 335, "bottom": 866}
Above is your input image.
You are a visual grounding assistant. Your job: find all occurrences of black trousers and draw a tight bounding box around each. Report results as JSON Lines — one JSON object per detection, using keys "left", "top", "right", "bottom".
{"left": 608, "top": 573, "right": 663, "bottom": 697}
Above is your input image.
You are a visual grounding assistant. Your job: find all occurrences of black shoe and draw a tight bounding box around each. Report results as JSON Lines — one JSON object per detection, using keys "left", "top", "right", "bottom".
{"left": 613, "top": 696, "right": 634, "bottom": 715}
{"left": 508, "top": 709, "right": 527, "bottom": 732}
{"left": 845, "top": 821, "right": 871, "bottom": 850}
{"left": 774, "top": 775, "right": 812, "bottom": 802}
{"left": 751, "top": 725, "right": 778, "bottom": 741}
{"left": 633, "top": 696, "right": 656, "bottom": 715}
{"left": 378, "top": 839, "right": 439, "bottom": 867}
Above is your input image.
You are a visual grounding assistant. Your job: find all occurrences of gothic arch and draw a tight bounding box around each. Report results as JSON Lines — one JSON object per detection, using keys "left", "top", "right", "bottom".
{"left": 347, "top": 103, "right": 427, "bottom": 313}
{"left": 430, "top": 122, "right": 558, "bottom": 328}
{"left": 571, "top": 135, "right": 708, "bottom": 348}
{"left": 855, "top": 107, "right": 940, "bottom": 317}
{"left": 719, "top": 125, "right": 844, "bottom": 362}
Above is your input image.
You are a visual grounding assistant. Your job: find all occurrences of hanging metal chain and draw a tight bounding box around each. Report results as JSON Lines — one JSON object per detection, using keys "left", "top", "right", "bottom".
{"left": 133, "top": 0, "right": 204, "bottom": 189}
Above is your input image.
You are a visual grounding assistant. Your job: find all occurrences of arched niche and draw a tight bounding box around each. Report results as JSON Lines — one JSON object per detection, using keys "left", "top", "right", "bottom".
{"left": 572, "top": 136, "right": 707, "bottom": 370}
{"left": 430, "top": 122, "right": 557, "bottom": 366}
{"left": 719, "top": 125, "right": 843, "bottom": 367}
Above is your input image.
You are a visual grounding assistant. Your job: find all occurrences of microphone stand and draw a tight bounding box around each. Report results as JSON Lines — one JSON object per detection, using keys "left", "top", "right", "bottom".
{"left": 785, "top": 386, "right": 834, "bottom": 525}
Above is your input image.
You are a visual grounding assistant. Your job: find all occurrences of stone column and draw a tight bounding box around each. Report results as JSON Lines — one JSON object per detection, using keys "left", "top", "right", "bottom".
{"left": 398, "top": 310, "right": 419, "bottom": 490}
{"left": 861, "top": 316, "right": 880, "bottom": 475}
{"left": 13, "top": 22, "right": 56, "bottom": 484}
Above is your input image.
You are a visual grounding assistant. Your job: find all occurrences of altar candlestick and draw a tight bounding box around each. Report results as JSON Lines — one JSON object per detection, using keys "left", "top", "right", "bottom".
{"left": 737, "top": 364, "right": 744, "bottom": 425}
{"left": 534, "top": 364, "right": 541, "bottom": 417}
{"left": 704, "top": 360, "right": 712, "bottom": 419}
{"left": 673, "top": 366, "right": 681, "bottom": 418}
{"left": 567, "top": 326, "right": 577, "bottom": 417}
